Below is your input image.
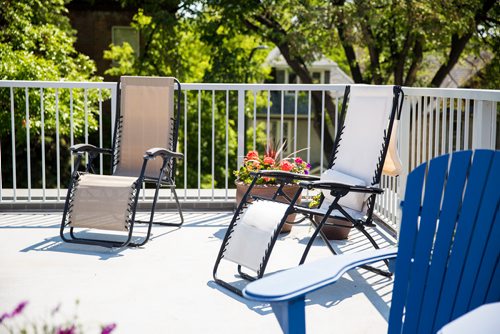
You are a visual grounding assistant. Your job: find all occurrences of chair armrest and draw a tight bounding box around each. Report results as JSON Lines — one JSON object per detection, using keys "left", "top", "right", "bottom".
{"left": 70, "top": 144, "right": 112, "bottom": 155}
{"left": 299, "top": 180, "right": 384, "bottom": 194}
{"left": 243, "top": 248, "right": 397, "bottom": 302}
{"left": 145, "top": 147, "right": 183, "bottom": 160}
{"left": 250, "top": 170, "right": 320, "bottom": 182}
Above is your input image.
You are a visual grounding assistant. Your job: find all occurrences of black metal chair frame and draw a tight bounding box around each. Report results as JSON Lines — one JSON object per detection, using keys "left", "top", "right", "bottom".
{"left": 213, "top": 85, "right": 404, "bottom": 295}
{"left": 60, "top": 78, "right": 184, "bottom": 248}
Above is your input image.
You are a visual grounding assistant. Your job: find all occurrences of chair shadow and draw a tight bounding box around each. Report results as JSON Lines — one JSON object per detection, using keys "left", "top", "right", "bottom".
{"left": 207, "top": 271, "right": 391, "bottom": 319}
{"left": 19, "top": 227, "right": 180, "bottom": 260}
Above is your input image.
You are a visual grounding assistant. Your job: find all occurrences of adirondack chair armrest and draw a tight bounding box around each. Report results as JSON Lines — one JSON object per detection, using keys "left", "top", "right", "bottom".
{"left": 145, "top": 147, "right": 184, "bottom": 160}
{"left": 243, "top": 248, "right": 397, "bottom": 303}
{"left": 70, "top": 144, "right": 113, "bottom": 155}
{"left": 299, "top": 180, "right": 384, "bottom": 194}
{"left": 250, "top": 170, "right": 321, "bottom": 182}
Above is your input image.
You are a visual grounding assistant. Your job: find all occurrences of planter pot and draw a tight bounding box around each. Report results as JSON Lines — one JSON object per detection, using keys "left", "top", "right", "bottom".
{"left": 235, "top": 181, "right": 302, "bottom": 233}
{"left": 313, "top": 215, "right": 353, "bottom": 240}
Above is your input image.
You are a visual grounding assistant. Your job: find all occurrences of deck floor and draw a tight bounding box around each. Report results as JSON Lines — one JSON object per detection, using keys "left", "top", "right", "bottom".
{"left": 0, "top": 211, "right": 396, "bottom": 333}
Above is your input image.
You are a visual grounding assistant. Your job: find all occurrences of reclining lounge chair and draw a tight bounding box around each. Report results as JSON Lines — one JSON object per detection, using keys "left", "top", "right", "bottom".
{"left": 60, "top": 76, "right": 184, "bottom": 248}
{"left": 243, "top": 149, "right": 500, "bottom": 333}
{"left": 213, "top": 85, "right": 404, "bottom": 295}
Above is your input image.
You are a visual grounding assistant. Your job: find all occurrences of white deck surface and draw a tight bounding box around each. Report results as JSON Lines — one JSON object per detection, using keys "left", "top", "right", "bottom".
{"left": 0, "top": 211, "right": 396, "bottom": 333}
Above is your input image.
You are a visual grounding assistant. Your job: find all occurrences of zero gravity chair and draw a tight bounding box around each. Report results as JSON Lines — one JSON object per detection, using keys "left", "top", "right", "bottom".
{"left": 214, "top": 85, "right": 404, "bottom": 295}
{"left": 60, "top": 76, "right": 184, "bottom": 248}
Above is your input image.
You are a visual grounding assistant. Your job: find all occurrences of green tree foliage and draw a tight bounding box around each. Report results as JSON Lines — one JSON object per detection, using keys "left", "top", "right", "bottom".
{"left": 103, "top": 2, "right": 271, "bottom": 188}
{"left": 200, "top": 0, "right": 498, "bottom": 156}
{"left": 0, "top": 0, "right": 103, "bottom": 187}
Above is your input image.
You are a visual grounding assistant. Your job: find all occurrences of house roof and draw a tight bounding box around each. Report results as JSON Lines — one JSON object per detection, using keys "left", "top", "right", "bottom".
{"left": 265, "top": 47, "right": 353, "bottom": 84}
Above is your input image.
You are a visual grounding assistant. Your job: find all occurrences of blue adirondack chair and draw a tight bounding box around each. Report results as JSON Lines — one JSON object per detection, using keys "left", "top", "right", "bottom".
{"left": 243, "top": 150, "right": 500, "bottom": 334}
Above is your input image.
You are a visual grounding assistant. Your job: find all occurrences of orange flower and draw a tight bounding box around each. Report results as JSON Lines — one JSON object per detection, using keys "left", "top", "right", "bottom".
{"left": 252, "top": 161, "right": 261, "bottom": 168}
{"left": 280, "top": 160, "right": 293, "bottom": 172}
{"left": 246, "top": 150, "right": 259, "bottom": 161}
{"left": 263, "top": 156, "right": 275, "bottom": 165}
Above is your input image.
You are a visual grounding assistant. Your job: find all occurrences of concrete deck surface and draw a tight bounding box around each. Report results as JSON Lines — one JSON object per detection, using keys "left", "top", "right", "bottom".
{"left": 0, "top": 211, "right": 396, "bottom": 333}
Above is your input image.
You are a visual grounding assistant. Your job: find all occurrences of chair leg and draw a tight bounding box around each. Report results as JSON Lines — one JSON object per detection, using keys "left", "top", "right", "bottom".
{"left": 271, "top": 299, "right": 306, "bottom": 334}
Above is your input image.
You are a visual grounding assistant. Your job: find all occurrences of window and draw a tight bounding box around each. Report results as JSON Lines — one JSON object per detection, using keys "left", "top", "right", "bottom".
{"left": 276, "top": 70, "right": 286, "bottom": 83}
{"left": 312, "top": 72, "right": 321, "bottom": 84}
{"left": 270, "top": 119, "right": 293, "bottom": 155}
{"left": 112, "top": 26, "right": 140, "bottom": 57}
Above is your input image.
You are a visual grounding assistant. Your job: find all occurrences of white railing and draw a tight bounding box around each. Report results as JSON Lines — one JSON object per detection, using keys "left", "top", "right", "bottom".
{"left": 1, "top": 80, "right": 498, "bottom": 232}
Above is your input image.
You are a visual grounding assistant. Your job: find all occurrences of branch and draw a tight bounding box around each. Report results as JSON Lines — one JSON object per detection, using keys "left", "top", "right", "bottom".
{"left": 430, "top": 0, "right": 497, "bottom": 87}
{"left": 403, "top": 38, "right": 423, "bottom": 86}
{"left": 355, "top": 1, "right": 382, "bottom": 84}
{"left": 337, "top": 19, "right": 365, "bottom": 83}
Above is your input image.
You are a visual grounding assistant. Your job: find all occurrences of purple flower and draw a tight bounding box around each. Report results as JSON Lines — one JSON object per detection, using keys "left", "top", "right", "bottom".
{"left": 0, "top": 301, "right": 28, "bottom": 324}
{"left": 306, "top": 163, "right": 311, "bottom": 169}
{"left": 304, "top": 170, "right": 309, "bottom": 175}
{"left": 101, "top": 323, "right": 117, "bottom": 334}
{"left": 56, "top": 325, "right": 76, "bottom": 334}
{"left": 11, "top": 301, "right": 28, "bottom": 317}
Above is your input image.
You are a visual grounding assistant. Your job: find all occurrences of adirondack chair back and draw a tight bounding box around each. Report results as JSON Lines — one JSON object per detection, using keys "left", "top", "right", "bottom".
{"left": 389, "top": 150, "right": 500, "bottom": 334}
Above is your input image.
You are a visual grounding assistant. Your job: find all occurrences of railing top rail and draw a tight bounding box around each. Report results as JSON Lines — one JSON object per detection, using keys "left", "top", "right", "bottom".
{"left": 0, "top": 80, "right": 117, "bottom": 89}
{"left": 181, "top": 83, "right": 348, "bottom": 91}
{"left": 1, "top": 80, "right": 499, "bottom": 101}
{"left": 402, "top": 87, "right": 500, "bottom": 101}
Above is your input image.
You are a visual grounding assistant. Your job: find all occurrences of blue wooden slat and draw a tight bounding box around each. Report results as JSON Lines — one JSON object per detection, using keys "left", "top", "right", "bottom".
{"left": 469, "top": 210, "right": 500, "bottom": 309}
{"left": 485, "top": 256, "right": 500, "bottom": 303}
{"left": 402, "top": 154, "right": 450, "bottom": 334}
{"left": 387, "top": 162, "right": 427, "bottom": 334}
{"left": 417, "top": 151, "right": 472, "bottom": 334}
{"left": 433, "top": 150, "right": 495, "bottom": 331}
{"left": 454, "top": 152, "right": 500, "bottom": 314}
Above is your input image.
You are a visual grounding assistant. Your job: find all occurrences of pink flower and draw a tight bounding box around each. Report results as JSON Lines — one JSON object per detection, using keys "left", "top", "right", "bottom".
{"left": 101, "top": 323, "right": 117, "bottom": 334}
{"left": 280, "top": 160, "right": 293, "bottom": 172}
{"left": 246, "top": 151, "right": 259, "bottom": 161}
{"left": 263, "top": 156, "right": 275, "bottom": 165}
{"left": 56, "top": 325, "right": 76, "bottom": 334}
{"left": 294, "top": 157, "right": 303, "bottom": 164}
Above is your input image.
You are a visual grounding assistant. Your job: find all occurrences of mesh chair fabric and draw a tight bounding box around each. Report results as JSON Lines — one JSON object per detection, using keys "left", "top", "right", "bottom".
{"left": 114, "top": 76, "right": 175, "bottom": 178}
{"left": 223, "top": 200, "right": 289, "bottom": 272}
{"left": 69, "top": 174, "right": 137, "bottom": 231}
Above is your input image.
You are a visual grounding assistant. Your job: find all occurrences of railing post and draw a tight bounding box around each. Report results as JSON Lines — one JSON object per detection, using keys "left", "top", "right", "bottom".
{"left": 237, "top": 89, "right": 245, "bottom": 169}
{"left": 397, "top": 95, "right": 412, "bottom": 236}
{"left": 472, "top": 100, "right": 496, "bottom": 149}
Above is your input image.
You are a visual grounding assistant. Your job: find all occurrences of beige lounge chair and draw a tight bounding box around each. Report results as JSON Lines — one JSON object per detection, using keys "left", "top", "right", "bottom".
{"left": 60, "top": 76, "right": 184, "bottom": 247}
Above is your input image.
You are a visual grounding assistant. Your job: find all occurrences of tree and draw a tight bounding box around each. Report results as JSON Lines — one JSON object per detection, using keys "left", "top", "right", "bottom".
{"left": 0, "top": 0, "right": 103, "bottom": 187}
{"left": 103, "top": 3, "right": 271, "bottom": 188}
{"left": 201, "top": 0, "right": 499, "bottom": 157}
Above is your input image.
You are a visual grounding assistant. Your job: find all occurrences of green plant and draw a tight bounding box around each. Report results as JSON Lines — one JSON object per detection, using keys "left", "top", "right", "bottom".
{"left": 308, "top": 193, "right": 322, "bottom": 209}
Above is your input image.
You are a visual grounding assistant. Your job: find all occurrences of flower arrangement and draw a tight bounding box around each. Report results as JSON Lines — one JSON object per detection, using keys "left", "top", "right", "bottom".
{"left": 0, "top": 300, "right": 117, "bottom": 334}
{"left": 234, "top": 144, "right": 311, "bottom": 185}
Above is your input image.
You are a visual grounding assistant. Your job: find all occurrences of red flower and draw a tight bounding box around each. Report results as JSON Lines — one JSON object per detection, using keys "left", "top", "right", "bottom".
{"left": 246, "top": 150, "right": 259, "bottom": 161}
{"left": 280, "top": 160, "right": 293, "bottom": 172}
{"left": 263, "top": 156, "right": 275, "bottom": 165}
